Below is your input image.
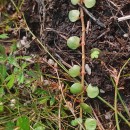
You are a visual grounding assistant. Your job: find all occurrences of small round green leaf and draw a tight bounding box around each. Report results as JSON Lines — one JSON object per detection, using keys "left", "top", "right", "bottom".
{"left": 90, "top": 48, "right": 100, "bottom": 59}
{"left": 69, "top": 10, "right": 80, "bottom": 22}
{"left": 86, "top": 84, "right": 99, "bottom": 98}
{"left": 80, "top": 103, "right": 92, "bottom": 114}
{"left": 70, "top": 83, "right": 83, "bottom": 94}
{"left": 84, "top": 118, "right": 97, "bottom": 130}
{"left": 71, "top": 0, "right": 80, "bottom": 5}
{"left": 69, "top": 65, "right": 80, "bottom": 77}
{"left": 71, "top": 118, "right": 82, "bottom": 126}
{"left": 67, "top": 36, "right": 80, "bottom": 49}
{"left": 17, "top": 116, "right": 30, "bottom": 130}
{"left": 83, "top": 0, "right": 96, "bottom": 8}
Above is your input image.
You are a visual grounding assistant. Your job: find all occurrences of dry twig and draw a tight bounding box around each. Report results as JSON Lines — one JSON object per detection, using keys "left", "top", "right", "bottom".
{"left": 79, "top": 1, "right": 86, "bottom": 130}
{"left": 118, "top": 15, "right": 130, "bottom": 22}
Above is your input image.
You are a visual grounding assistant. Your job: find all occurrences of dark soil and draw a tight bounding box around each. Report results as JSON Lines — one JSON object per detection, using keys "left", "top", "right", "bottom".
{"left": 23, "top": 0, "right": 130, "bottom": 129}
{"left": 1, "top": 0, "right": 130, "bottom": 129}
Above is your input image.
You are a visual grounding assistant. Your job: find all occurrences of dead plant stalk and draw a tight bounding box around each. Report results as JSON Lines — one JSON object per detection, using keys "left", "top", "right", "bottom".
{"left": 80, "top": 1, "right": 86, "bottom": 130}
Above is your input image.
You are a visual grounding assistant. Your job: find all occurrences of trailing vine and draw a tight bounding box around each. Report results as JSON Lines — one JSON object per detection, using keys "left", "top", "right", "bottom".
{"left": 68, "top": 0, "right": 99, "bottom": 129}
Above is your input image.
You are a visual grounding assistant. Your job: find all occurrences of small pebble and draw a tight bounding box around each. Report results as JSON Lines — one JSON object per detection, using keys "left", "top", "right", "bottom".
{"left": 123, "top": 33, "right": 128, "bottom": 38}
{"left": 105, "top": 112, "right": 112, "bottom": 120}
{"left": 17, "top": 41, "right": 22, "bottom": 48}
{"left": 100, "top": 89, "right": 105, "bottom": 93}
{"left": 85, "top": 64, "right": 91, "bottom": 75}
{"left": 43, "top": 80, "right": 50, "bottom": 86}
{"left": 48, "top": 59, "right": 55, "bottom": 66}
{"left": 10, "top": 103, "right": 15, "bottom": 107}
{"left": 10, "top": 99, "right": 16, "bottom": 104}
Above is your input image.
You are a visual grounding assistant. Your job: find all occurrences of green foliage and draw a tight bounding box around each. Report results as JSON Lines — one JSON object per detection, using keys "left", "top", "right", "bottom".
{"left": 0, "top": 33, "right": 9, "bottom": 39}
{"left": 90, "top": 48, "right": 100, "bottom": 59}
{"left": 5, "top": 121, "right": 15, "bottom": 130}
{"left": 0, "top": 45, "right": 7, "bottom": 60}
{"left": 11, "top": 43, "right": 17, "bottom": 53}
{"left": 80, "top": 103, "right": 92, "bottom": 114}
{"left": 0, "top": 102, "right": 4, "bottom": 112}
{"left": 0, "top": 87, "right": 4, "bottom": 98}
{"left": 33, "top": 123, "right": 46, "bottom": 130}
{"left": 71, "top": 0, "right": 80, "bottom": 5}
{"left": 17, "top": 72, "right": 24, "bottom": 84}
{"left": 34, "top": 88, "right": 49, "bottom": 95}
{"left": 83, "top": 0, "right": 96, "bottom": 8}
{"left": 6, "top": 74, "right": 15, "bottom": 89}
{"left": 67, "top": 36, "right": 80, "bottom": 49}
{"left": 34, "top": 125, "right": 45, "bottom": 130}
{"left": 70, "top": 83, "right": 83, "bottom": 94}
{"left": 16, "top": 116, "right": 30, "bottom": 130}
{"left": 8, "top": 55, "right": 20, "bottom": 68}
{"left": 38, "top": 97, "right": 50, "bottom": 104}
{"left": 84, "top": 118, "right": 97, "bottom": 130}
{"left": 0, "top": 64, "right": 7, "bottom": 83}
{"left": 71, "top": 118, "right": 82, "bottom": 126}
{"left": 50, "top": 96, "right": 56, "bottom": 106}
{"left": 69, "top": 65, "right": 80, "bottom": 77}
{"left": 68, "top": 10, "right": 80, "bottom": 22}
{"left": 86, "top": 84, "right": 99, "bottom": 98}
